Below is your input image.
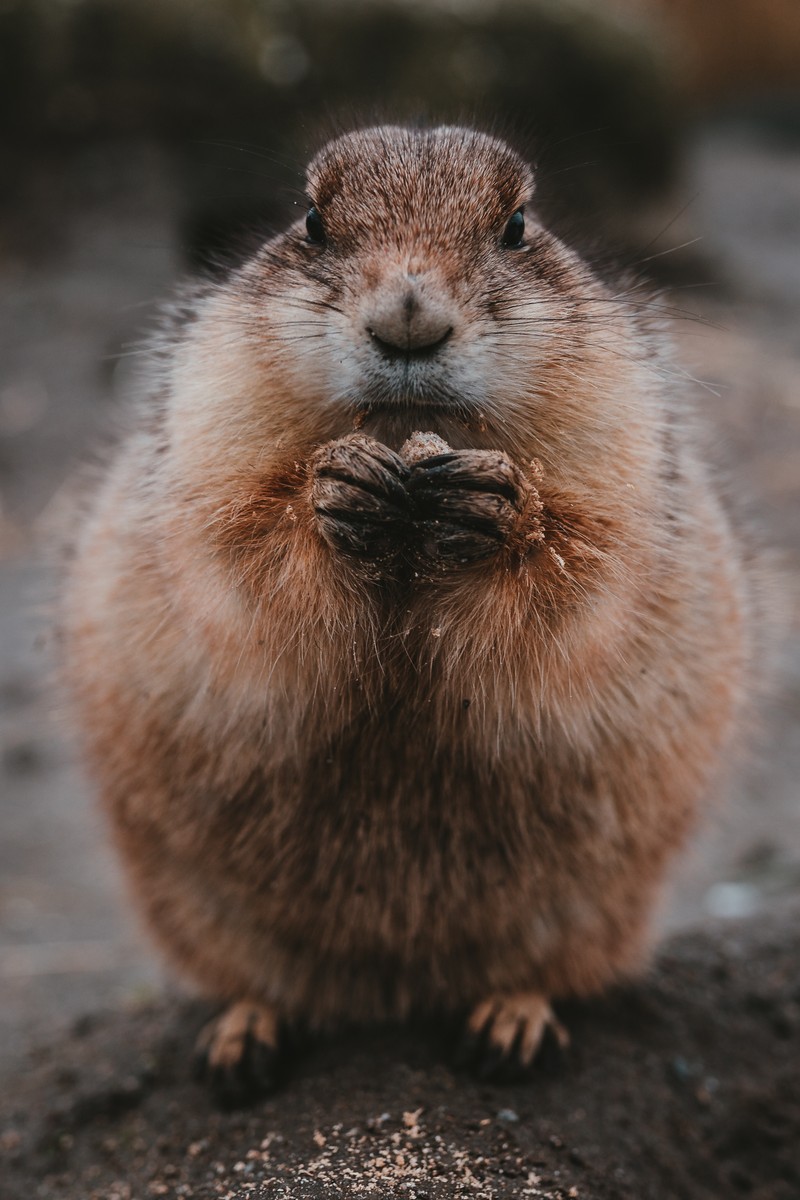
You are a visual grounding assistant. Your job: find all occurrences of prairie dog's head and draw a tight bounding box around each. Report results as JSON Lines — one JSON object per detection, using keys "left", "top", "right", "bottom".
{"left": 177, "top": 126, "right": 661, "bottom": 477}
{"left": 299, "top": 127, "right": 538, "bottom": 423}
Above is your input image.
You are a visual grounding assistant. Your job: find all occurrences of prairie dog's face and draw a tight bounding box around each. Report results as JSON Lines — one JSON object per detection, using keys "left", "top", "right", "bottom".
{"left": 241, "top": 126, "right": 604, "bottom": 454}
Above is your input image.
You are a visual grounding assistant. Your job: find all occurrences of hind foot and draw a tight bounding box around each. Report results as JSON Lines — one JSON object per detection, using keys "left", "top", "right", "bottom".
{"left": 193, "top": 1000, "right": 285, "bottom": 1108}
{"left": 456, "top": 992, "right": 569, "bottom": 1082}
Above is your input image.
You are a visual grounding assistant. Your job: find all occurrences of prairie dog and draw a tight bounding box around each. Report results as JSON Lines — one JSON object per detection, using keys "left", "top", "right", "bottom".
{"left": 63, "top": 126, "right": 750, "bottom": 1104}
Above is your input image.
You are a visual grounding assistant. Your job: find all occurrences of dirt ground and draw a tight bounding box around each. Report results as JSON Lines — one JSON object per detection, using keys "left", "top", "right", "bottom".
{"left": 0, "top": 121, "right": 799, "bottom": 1197}
{"left": 1, "top": 903, "right": 799, "bottom": 1199}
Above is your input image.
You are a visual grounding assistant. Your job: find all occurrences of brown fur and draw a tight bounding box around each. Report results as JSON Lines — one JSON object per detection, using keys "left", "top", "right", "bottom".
{"left": 61, "top": 127, "right": 751, "bottom": 1045}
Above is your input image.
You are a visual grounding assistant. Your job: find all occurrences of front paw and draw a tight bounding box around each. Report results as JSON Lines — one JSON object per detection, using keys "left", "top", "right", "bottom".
{"left": 407, "top": 449, "right": 530, "bottom": 565}
{"left": 311, "top": 434, "right": 410, "bottom": 560}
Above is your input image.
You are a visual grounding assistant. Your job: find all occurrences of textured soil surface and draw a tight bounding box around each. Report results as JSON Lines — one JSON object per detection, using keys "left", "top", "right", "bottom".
{"left": 2, "top": 904, "right": 799, "bottom": 1200}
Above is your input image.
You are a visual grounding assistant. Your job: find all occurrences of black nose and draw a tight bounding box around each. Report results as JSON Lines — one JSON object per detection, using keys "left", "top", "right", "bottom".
{"left": 367, "top": 325, "right": 453, "bottom": 361}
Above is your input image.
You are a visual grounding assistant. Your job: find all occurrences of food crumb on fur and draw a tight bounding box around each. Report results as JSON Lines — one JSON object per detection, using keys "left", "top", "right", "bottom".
{"left": 400, "top": 431, "right": 452, "bottom": 464}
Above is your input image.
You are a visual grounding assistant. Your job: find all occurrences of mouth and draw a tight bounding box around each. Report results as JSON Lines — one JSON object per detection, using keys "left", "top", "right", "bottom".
{"left": 348, "top": 371, "right": 477, "bottom": 421}
{"left": 348, "top": 399, "right": 493, "bottom": 454}
{"left": 351, "top": 396, "right": 472, "bottom": 420}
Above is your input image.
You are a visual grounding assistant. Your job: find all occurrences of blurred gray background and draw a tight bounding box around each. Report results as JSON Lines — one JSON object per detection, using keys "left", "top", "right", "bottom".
{"left": 1, "top": 0, "right": 799, "bottom": 1074}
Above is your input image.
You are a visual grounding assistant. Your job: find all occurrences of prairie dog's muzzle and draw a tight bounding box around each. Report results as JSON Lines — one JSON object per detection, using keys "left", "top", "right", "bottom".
{"left": 365, "top": 272, "right": 455, "bottom": 359}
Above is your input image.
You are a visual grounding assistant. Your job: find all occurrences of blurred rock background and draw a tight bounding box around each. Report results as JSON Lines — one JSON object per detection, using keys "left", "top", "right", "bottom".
{"left": 1, "top": 0, "right": 798, "bottom": 1075}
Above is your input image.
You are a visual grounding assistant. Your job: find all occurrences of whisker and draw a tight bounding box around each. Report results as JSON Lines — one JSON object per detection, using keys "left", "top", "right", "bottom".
{"left": 633, "top": 236, "right": 704, "bottom": 266}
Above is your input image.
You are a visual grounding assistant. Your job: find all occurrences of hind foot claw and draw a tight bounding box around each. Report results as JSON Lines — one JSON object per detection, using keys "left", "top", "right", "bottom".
{"left": 193, "top": 1000, "right": 284, "bottom": 1108}
{"left": 456, "top": 992, "right": 569, "bottom": 1082}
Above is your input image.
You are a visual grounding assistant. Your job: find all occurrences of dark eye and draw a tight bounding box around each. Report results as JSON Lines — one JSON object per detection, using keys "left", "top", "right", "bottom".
{"left": 305, "top": 206, "right": 325, "bottom": 245}
{"left": 501, "top": 208, "right": 525, "bottom": 249}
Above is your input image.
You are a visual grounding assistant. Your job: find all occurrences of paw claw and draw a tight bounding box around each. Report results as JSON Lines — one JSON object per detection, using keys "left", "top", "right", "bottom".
{"left": 194, "top": 1001, "right": 285, "bottom": 1108}
{"left": 535, "top": 1021, "right": 569, "bottom": 1074}
{"left": 457, "top": 993, "right": 568, "bottom": 1082}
